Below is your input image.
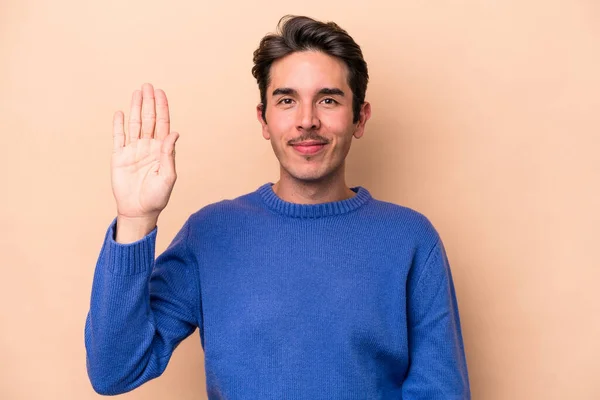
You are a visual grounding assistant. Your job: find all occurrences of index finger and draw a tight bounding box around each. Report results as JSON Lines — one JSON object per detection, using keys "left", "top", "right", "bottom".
{"left": 155, "top": 89, "right": 170, "bottom": 140}
{"left": 128, "top": 90, "right": 142, "bottom": 144}
{"left": 112, "top": 111, "right": 125, "bottom": 152}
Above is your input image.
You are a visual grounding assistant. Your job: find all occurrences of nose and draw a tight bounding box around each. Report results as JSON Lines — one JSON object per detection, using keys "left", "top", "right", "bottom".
{"left": 297, "top": 103, "right": 321, "bottom": 131}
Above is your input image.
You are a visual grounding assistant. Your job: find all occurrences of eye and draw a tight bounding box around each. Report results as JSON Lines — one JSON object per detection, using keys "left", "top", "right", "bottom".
{"left": 321, "top": 98, "right": 338, "bottom": 105}
{"left": 277, "top": 98, "right": 294, "bottom": 105}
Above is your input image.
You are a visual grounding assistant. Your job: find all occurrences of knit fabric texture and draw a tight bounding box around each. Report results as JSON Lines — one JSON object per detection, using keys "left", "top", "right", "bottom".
{"left": 85, "top": 183, "right": 470, "bottom": 399}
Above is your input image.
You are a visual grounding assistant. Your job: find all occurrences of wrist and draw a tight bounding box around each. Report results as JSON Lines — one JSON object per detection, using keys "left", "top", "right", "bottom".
{"left": 115, "top": 214, "right": 158, "bottom": 244}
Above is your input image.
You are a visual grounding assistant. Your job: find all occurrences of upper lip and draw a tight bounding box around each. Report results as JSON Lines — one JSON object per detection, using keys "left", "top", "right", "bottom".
{"left": 291, "top": 140, "right": 328, "bottom": 146}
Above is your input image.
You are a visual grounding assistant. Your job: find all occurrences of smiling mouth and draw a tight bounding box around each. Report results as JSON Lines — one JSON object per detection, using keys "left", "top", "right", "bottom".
{"left": 291, "top": 141, "right": 328, "bottom": 155}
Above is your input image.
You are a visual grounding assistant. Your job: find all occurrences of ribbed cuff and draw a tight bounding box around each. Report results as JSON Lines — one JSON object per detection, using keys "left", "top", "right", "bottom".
{"left": 102, "top": 217, "right": 157, "bottom": 276}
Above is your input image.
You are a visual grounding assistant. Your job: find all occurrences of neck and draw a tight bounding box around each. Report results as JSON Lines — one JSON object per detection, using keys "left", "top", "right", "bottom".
{"left": 273, "top": 166, "right": 356, "bottom": 205}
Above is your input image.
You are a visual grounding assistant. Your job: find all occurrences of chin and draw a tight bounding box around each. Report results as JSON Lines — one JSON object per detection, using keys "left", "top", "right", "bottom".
{"left": 284, "top": 165, "right": 337, "bottom": 183}
{"left": 291, "top": 174, "right": 326, "bottom": 183}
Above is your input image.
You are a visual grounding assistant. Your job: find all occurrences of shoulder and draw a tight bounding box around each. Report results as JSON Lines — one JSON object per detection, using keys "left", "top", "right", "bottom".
{"left": 363, "top": 195, "right": 451, "bottom": 288}
{"left": 361, "top": 194, "right": 441, "bottom": 244}
{"left": 186, "top": 188, "right": 265, "bottom": 231}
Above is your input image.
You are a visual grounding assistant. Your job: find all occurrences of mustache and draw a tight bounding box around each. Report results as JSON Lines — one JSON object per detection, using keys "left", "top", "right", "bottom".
{"left": 288, "top": 132, "right": 330, "bottom": 145}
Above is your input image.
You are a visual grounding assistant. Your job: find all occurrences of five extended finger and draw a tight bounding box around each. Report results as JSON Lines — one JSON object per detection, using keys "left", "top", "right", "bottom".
{"left": 141, "top": 83, "right": 156, "bottom": 139}
{"left": 160, "top": 131, "right": 180, "bottom": 177}
{"left": 128, "top": 90, "right": 142, "bottom": 144}
{"left": 113, "top": 111, "right": 125, "bottom": 152}
{"left": 155, "top": 89, "right": 170, "bottom": 141}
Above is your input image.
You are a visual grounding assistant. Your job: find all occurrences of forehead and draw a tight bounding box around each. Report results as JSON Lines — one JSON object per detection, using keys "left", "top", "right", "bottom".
{"left": 268, "top": 51, "right": 349, "bottom": 93}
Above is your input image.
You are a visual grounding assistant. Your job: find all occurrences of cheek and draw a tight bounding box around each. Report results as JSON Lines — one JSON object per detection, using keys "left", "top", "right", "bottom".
{"left": 322, "top": 115, "right": 354, "bottom": 141}
{"left": 267, "top": 111, "right": 295, "bottom": 140}
{"left": 328, "top": 132, "right": 356, "bottom": 159}
{"left": 321, "top": 108, "right": 354, "bottom": 129}
{"left": 331, "top": 135, "right": 353, "bottom": 155}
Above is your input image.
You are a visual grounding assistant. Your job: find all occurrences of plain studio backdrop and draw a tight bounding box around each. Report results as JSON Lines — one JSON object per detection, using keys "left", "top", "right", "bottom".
{"left": 1, "top": 0, "right": 598, "bottom": 399}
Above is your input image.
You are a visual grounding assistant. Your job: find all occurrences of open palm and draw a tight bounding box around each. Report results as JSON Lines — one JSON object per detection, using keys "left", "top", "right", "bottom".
{"left": 111, "top": 83, "right": 180, "bottom": 219}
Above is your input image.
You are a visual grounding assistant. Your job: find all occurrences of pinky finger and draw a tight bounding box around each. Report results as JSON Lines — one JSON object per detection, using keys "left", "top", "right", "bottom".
{"left": 113, "top": 111, "right": 125, "bottom": 152}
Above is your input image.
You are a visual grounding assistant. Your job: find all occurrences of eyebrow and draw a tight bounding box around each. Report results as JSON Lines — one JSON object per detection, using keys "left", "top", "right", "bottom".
{"left": 271, "top": 87, "right": 346, "bottom": 97}
{"left": 318, "top": 88, "right": 345, "bottom": 97}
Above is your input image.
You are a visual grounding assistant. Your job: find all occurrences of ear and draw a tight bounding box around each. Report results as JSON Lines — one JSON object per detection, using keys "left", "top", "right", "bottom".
{"left": 256, "top": 103, "right": 270, "bottom": 140}
{"left": 353, "top": 101, "right": 371, "bottom": 139}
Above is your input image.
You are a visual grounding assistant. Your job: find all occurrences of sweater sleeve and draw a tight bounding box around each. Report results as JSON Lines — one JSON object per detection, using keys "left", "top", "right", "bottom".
{"left": 84, "top": 217, "right": 201, "bottom": 395}
{"left": 402, "top": 238, "right": 471, "bottom": 399}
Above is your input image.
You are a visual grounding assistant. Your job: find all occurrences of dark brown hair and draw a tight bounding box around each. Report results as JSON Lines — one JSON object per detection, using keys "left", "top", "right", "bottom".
{"left": 252, "top": 15, "right": 369, "bottom": 124}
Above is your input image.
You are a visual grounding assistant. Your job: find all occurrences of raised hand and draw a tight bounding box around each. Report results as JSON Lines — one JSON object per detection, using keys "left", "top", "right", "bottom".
{"left": 111, "top": 83, "right": 180, "bottom": 241}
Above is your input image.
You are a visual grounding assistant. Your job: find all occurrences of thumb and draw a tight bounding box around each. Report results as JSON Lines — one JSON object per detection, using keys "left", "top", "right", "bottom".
{"left": 160, "top": 132, "right": 180, "bottom": 177}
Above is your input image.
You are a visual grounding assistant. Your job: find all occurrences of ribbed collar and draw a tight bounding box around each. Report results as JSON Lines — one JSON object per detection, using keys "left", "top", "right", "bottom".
{"left": 257, "top": 182, "right": 372, "bottom": 218}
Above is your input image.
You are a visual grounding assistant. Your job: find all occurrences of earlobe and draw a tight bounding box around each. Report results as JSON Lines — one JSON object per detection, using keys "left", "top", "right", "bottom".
{"left": 353, "top": 127, "right": 364, "bottom": 139}
{"left": 262, "top": 126, "right": 271, "bottom": 140}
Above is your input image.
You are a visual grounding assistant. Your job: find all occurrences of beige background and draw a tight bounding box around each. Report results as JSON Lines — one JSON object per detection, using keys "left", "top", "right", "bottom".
{"left": 1, "top": 0, "right": 598, "bottom": 398}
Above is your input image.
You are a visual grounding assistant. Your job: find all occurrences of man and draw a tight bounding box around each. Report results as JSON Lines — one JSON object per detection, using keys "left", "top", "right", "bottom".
{"left": 85, "top": 15, "right": 470, "bottom": 399}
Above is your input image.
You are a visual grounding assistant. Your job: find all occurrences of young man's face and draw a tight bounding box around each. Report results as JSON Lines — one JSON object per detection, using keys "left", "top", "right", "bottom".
{"left": 257, "top": 51, "right": 370, "bottom": 184}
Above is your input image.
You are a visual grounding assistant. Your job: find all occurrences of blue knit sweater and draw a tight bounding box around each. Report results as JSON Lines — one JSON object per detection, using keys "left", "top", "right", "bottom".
{"left": 85, "top": 183, "right": 470, "bottom": 398}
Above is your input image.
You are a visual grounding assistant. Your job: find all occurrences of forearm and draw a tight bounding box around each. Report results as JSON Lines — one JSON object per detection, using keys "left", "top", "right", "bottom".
{"left": 403, "top": 239, "right": 471, "bottom": 398}
{"left": 85, "top": 221, "right": 166, "bottom": 395}
{"left": 84, "top": 218, "right": 200, "bottom": 395}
